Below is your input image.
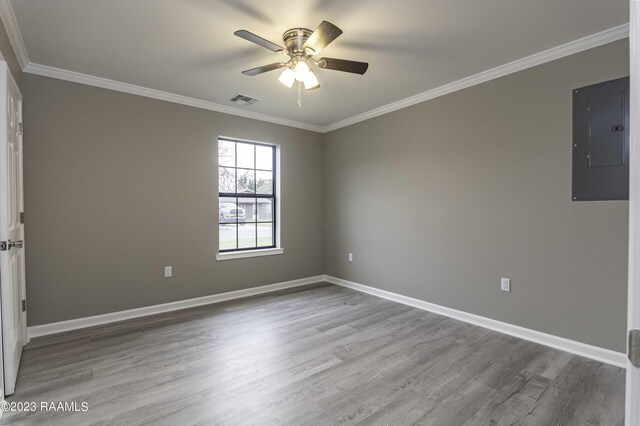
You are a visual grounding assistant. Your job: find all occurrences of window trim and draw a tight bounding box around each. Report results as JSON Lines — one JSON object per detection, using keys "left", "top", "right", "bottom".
{"left": 216, "top": 137, "right": 281, "bottom": 259}
{"left": 216, "top": 247, "right": 284, "bottom": 261}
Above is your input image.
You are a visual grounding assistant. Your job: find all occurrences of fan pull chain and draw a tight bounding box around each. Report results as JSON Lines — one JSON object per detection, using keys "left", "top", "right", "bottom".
{"left": 297, "top": 82, "right": 302, "bottom": 109}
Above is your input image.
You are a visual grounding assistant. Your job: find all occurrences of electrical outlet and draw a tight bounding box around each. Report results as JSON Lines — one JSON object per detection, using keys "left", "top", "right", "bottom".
{"left": 348, "top": 253, "right": 353, "bottom": 262}
{"left": 500, "top": 278, "right": 510, "bottom": 292}
{"left": 164, "top": 266, "right": 172, "bottom": 278}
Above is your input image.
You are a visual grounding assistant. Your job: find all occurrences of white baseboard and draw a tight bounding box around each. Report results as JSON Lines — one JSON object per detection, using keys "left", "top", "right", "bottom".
{"left": 28, "top": 275, "right": 324, "bottom": 339}
{"left": 324, "top": 275, "right": 627, "bottom": 368}
{"left": 28, "top": 274, "right": 627, "bottom": 369}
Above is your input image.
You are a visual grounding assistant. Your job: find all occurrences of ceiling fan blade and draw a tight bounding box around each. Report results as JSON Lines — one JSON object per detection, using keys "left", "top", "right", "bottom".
{"left": 234, "top": 30, "right": 285, "bottom": 53}
{"left": 302, "top": 21, "right": 343, "bottom": 55}
{"left": 318, "top": 57, "right": 368, "bottom": 75}
{"left": 241, "top": 62, "right": 286, "bottom": 76}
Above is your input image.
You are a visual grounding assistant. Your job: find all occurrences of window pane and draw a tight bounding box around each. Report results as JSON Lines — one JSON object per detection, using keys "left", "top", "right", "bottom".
{"left": 256, "top": 170, "right": 273, "bottom": 195}
{"left": 219, "top": 224, "right": 237, "bottom": 251}
{"left": 256, "top": 145, "right": 273, "bottom": 170}
{"left": 219, "top": 167, "right": 236, "bottom": 193}
{"left": 257, "top": 198, "right": 273, "bottom": 222}
{"left": 219, "top": 196, "right": 242, "bottom": 223}
{"left": 237, "top": 169, "right": 255, "bottom": 193}
{"left": 257, "top": 222, "right": 274, "bottom": 247}
{"left": 237, "top": 143, "right": 255, "bottom": 169}
{"left": 238, "top": 222, "right": 257, "bottom": 249}
{"left": 217, "top": 139, "right": 276, "bottom": 254}
{"left": 218, "top": 140, "right": 235, "bottom": 167}
{"left": 237, "top": 198, "right": 255, "bottom": 221}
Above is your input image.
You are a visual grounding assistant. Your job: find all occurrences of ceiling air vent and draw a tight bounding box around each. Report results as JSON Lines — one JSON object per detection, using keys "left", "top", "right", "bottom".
{"left": 229, "top": 94, "right": 259, "bottom": 106}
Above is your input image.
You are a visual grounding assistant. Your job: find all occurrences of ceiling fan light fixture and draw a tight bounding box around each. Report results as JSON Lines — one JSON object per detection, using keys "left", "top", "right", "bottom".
{"left": 278, "top": 68, "right": 295, "bottom": 88}
{"left": 303, "top": 69, "right": 319, "bottom": 90}
{"left": 294, "top": 60, "right": 309, "bottom": 82}
{"left": 234, "top": 21, "right": 368, "bottom": 103}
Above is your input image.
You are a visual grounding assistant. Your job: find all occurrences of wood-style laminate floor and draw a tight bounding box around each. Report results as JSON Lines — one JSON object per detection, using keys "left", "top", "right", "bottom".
{"left": 1, "top": 283, "right": 625, "bottom": 425}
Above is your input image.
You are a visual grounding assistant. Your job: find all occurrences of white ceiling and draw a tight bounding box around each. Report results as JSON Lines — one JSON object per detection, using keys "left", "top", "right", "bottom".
{"left": 9, "top": 0, "right": 629, "bottom": 128}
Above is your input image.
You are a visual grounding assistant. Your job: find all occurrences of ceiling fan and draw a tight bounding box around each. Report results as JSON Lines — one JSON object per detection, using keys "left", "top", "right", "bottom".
{"left": 234, "top": 21, "right": 368, "bottom": 94}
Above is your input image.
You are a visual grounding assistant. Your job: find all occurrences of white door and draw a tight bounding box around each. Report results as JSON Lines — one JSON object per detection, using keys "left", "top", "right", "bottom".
{"left": 0, "top": 63, "right": 25, "bottom": 396}
{"left": 628, "top": 1, "right": 640, "bottom": 424}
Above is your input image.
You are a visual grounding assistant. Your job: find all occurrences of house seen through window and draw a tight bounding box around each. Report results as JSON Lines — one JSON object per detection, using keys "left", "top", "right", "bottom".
{"left": 218, "top": 138, "right": 276, "bottom": 252}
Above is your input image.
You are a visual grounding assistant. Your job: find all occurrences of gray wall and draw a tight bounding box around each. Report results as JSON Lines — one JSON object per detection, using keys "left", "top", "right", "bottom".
{"left": 324, "top": 40, "right": 629, "bottom": 352}
{"left": 22, "top": 40, "right": 630, "bottom": 352}
{"left": 22, "top": 74, "right": 324, "bottom": 325}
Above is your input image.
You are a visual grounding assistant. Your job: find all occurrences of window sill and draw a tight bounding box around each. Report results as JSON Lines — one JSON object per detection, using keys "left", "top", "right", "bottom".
{"left": 216, "top": 248, "right": 284, "bottom": 261}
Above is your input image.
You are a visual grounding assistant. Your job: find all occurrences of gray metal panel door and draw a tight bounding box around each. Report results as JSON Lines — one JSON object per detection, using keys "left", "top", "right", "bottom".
{"left": 572, "top": 76, "right": 629, "bottom": 201}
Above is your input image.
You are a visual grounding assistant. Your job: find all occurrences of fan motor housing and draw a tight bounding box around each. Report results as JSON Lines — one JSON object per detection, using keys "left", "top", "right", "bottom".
{"left": 283, "top": 28, "right": 313, "bottom": 54}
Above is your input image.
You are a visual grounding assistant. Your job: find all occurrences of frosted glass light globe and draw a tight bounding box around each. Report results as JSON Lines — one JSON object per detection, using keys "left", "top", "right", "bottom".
{"left": 294, "top": 61, "right": 309, "bottom": 82}
{"left": 278, "top": 68, "right": 295, "bottom": 88}
{"left": 303, "top": 69, "right": 319, "bottom": 90}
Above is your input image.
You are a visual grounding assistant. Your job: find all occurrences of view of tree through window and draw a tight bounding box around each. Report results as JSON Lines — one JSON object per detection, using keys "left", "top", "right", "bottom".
{"left": 218, "top": 138, "right": 276, "bottom": 252}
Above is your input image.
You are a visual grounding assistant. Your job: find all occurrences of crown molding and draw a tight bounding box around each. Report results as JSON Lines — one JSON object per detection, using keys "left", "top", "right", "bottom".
{"left": 0, "top": 0, "right": 28, "bottom": 69}
{"left": 24, "top": 63, "right": 324, "bottom": 133}
{"left": 323, "top": 23, "right": 630, "bottom": 133}
{"left": 4, "top": 8, "right": 629, "bottom": 135}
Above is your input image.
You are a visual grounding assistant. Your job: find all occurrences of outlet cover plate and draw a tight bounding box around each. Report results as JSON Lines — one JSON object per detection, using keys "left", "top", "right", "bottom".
{"left": 501, "top": 278, "right": 510, "bottom": 292}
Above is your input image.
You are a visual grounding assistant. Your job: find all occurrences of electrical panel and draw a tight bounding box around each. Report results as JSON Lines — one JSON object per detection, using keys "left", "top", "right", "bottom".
{"left": 572, "top": 77, "right": 629, "bottom": 201}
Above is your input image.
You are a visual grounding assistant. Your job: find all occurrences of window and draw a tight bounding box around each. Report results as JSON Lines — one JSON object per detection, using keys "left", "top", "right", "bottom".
{"left": 217, "top": 138, "right": 278, "bottom": 256}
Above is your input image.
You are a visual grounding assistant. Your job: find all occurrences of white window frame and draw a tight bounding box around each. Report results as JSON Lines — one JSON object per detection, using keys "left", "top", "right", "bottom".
{"left": 216, "top": 136, "right": 282, "bottom": 261}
